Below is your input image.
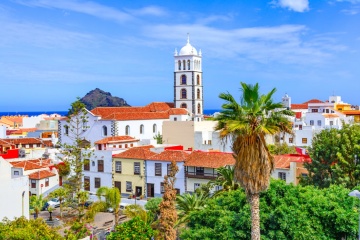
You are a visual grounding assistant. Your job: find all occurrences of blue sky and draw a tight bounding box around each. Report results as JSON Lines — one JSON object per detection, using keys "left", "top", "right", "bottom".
{"left": 1, "top": 0, "right": 359, "bottom": 111}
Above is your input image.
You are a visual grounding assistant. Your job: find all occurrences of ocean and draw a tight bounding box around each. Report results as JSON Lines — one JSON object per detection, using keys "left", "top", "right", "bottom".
{"left": 0, "top": 109, "right": 221, "bottom": 117}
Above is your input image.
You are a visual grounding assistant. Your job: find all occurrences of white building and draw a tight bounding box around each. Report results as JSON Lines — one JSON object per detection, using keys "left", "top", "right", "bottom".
{"left": 0, "top": 157, "right": 30, "bottom": 220}
{"left": 174, "top": 35, "right": 203, "bottom": 121}
{"left": 146, "top": 150, "right": 189, "bottom": 198}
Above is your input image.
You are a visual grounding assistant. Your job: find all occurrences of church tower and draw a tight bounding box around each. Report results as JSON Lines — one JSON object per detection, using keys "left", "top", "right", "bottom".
{"left": 174, "top": 34, "right": 203, "bottom": 121}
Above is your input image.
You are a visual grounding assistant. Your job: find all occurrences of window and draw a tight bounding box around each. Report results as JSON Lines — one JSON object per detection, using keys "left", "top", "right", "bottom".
{"left": 208, "top": 140, "right": 212, "bottom": 145}
{"left": 174, "top": 117, "right": 177, "bottom": 121}
{"left": 134, "top": 162, "right": 140, "bottom": 175}
{"left": 187, "top": 60, "right": 190, "bottom": 70}
{"left": 64, "top": 125, "right": 69, "bottom": 135}
{"left": 289, "top": 138, "right": 293, "bottom": 143}
{"left": 181, "top": 89, "right": 187, "bottom": 99}
{"left": 140, "top": 124, "right": 144, "bottom": 134}
{"left": 196, "top": 167, "right": 204, "bottom": 175}
{"left": 113, "top": 145, "right": 116, "bottom": 148}
{"left": 178, "top": 60, "right": 181, "bottom": 70}
{"left": 197, "top": 103, "right": 201, "bottom": 114}
{"left": 14, "top": 171, "right": 19, "bottom": 176}
{"left": 153, "top": 124, "right": 157, "bottom": 133}
{"left": 197, "top": 89, "right": 201, "bottom": 99}
{"left": 125, "top": 125, "right": 130, "bottom": 135}
{"left": 160, "top": 182, "right": 165, "bottom": 193}
{"left": 119, "top": 144, "right": 122, "bottom": 148}
{"left": 183, "top": 60, "right": 185, "bottom": 70}
{"left": 125, "top": 144, "right": 128, "bottom": 148}
{"left": 299, "top": 125, "right": 302, "bottom": 130}
{"left": 194, "top": 183, "right": 201, "bottom": 190}
{"left": 115, "top": 161, "right": 122, "bottom": 173}
{"left": 84, "top": 159, "right": 90, "bottom": 171}
{"left": 278, "top": 172, "right": 286, "bottom": 181}
{"left": 84, "top": 176, "right": 90, "bottom": 191}
{"left": 95, "top": 178, "right": 101, "bottom": 188}
{"left": 155, "top": 163, "right": 162, "bottom": 176}
{"left": 98, "top": 160, "right": 104, "bottom": 172}
{"left": 317, "top": 120, "right": 322, "bottom": 126}
{"left": 302, "top": 138, "right": 307, "bottom": 144}
{"left": 126, "top": 181, "right": 132, "bottom": 192}
{"left": 31, "top": 180, "right": 36, "bottom": 188}
{"left": 167, "top": 163, "right": 171, "bottom": 176}
{"left": 103, "top": 126, "right": 108, "bottom": 136}
{"left": 45, "top": 178, "right": 49, "bottom": 187}
{"left": 130, "top": 143, "right": 133, "bottom": 147}
{"left": 181, "top": 103, "right": 187, "bottom": 108}
{"left": 311, "top": 109, "right": 318, "bottom": 113}
{"left": 330, "top": 121, "right": 334, "bottom": 126}
{"left": 326, "top": 109, "right": 329, "bottom": 113}
{"left": 181, "top": 75, "right": 187, "bottom": 85}
{"left": 310, "top": 120, "right": 314, "bottom": 126}
{"left": 197, "top": 75, "right": 200, "bottom": 85}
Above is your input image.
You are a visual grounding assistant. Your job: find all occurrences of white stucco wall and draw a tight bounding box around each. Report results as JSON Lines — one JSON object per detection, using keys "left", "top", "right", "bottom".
{"left": 0, "top": 126, "right": 6, "bottom": 138}
{"left": 22, "top": 115, "right": 47, "bottom": 128}
{"left": 29, "top": 173, "right": 59, "bottom": 196}
{"left": 0, "top": 158, "right": 30, "bottom": 220}
{"left": 146, "top": 161, "right": 185, "bottom": 197}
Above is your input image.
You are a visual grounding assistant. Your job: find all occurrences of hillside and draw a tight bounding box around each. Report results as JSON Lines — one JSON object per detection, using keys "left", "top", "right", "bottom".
{"left": 80, "top": 88, "right": 130, "bottom": 110}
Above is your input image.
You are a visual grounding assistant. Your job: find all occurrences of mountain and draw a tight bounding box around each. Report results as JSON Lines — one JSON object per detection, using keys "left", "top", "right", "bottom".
{"left": 80, "top": 88, "right": 131, "bottom": 110}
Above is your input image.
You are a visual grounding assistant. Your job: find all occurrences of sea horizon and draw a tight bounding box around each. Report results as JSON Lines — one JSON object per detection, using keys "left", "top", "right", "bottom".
{"left": 0, "top": 109, "right": 221, "bottom": 117}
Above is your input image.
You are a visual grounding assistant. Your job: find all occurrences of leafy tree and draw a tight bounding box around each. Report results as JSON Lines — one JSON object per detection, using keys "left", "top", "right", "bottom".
{"left": 301, "top": 124, "right": 360, "bottom": 189}
{"left": 96, "top": 187, "right": 121, "bottom": 225}
{"left": 153, "top": 133, "right": 163, "bottom": 144}
{"left": 107, "top": 216, "right": 155, "bottom": 240}
{"left": 215, "top": 82, "right": 293, "bottom": 239}
{"left": 176, "top": 192, "right": 208, "bottom": 224}
{"left": 123, "top": 204, "right": 150, "bottom": 224}
{"left": 180, "top": 180, "right": 358, "bottom": 240}
{"left": 145, "top": 197, "right": 162, "bottom": 222}
{"left": 29, "top": 195, "right": 46, "bottom": 219}
{"left": 0, "top": 217, "right": 63, "bottom": 240}
{"left": 267, "top": 142, "right": 297, "bottom": 155}
{"left": 157, "top": 160, "right": 179, "bottom": 240}
{"left": 49, "top": 187, "right": 69, "bottom": 218}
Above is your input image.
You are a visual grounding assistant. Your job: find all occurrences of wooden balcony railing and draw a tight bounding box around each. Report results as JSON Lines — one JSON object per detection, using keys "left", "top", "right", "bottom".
{"left": 185, "top": 171, "right": 218, "bottom": 179}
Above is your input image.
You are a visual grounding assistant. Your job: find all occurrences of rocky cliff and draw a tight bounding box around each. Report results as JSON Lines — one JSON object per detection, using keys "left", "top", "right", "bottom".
{"left": 80, "top": 88, "right": 130, "bottom": 110}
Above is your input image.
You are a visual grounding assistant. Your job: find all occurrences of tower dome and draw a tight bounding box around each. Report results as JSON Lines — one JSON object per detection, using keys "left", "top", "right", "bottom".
{"left": 179, "top": 34, "right": 197, "bottom": 56}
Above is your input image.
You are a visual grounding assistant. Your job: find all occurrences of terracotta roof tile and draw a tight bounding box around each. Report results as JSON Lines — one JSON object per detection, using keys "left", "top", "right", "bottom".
{"left": 291, "top": 99, "right": 325, "bottom": 110}
{"left": 0, "top": 138, "right": 42, "bottom": 145}
{"left": 95, "top": 136, "right": 139, "bottom": 144}
{"left": 148, "top": 150, "right": 190, "bottom": 162}
{"left": 102, "top": 112, "right": 169, "bottom": 121}
{"left": 184, "top": 151, "right": 235, "bottom": 168}
{"left": 168, "top": 108, "right": 189, "bottom": 115}
{"left": 10, "top": 159, "right": 52, "bottom": 171}
{"left": 274, "top": 154, "right": 311, "bottom": 169}
{"left": 341, "top": 110, "right": 360, "bottom": 115}
{"left": 113, "top": 146, "right": 156, "bottom": 159}
{"left": 28, "top": 169, "right": 56, "bottom": 180}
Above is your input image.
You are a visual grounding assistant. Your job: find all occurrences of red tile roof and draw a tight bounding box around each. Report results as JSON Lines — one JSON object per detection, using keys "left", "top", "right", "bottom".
{"left": 274, "top": 154, "right": 311, "bottom": 169}
{"left": 341, "top": 110, "right": 360, "bottom": 115}
{"left": 28, "top": 169, "right": 56, "bottom": 180}
{"left": 95, "top": 136, "right": 139, "bottom": 144}
{"left": 10, "top": 159, "right": 52, "bottom": 171}
{"left": 0, "top": 138, "right": 53, "bottom": 147}
{"left": 148, "top": 150, "right": 190, "bottom": 162}
{"left": 184, "top": 151, "right": 235, "bottom": 168}
{"left": 291, "top": 99, "right": 324, "bottom": 110}
{"left": 113, "top": 146, "right": 156, "bottom": 159}
{"left": 102, "top": 112, "right": 170, "bottom": 121}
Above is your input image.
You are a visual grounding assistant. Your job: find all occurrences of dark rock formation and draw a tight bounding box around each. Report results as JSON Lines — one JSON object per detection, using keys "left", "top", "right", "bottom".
{"left": 80, "top": 88, "right": 130, "bottom": 110}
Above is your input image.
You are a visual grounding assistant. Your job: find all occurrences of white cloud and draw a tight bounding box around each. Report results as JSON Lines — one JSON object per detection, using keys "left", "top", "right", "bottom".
{"left": 272, "top": 0, "right": 309, "bottom": 12}
{"left": 335, "top": 0, "right": 360, "bottom": 3}
{"left": 341, "top": 7, "right": 360, "bottom": 14}
{"left": 125, "top": 6, "right": 167, "bottom": 17}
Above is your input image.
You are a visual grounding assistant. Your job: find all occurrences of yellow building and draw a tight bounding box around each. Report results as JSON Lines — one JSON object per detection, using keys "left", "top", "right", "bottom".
{"left": 112, "top": 146, "right": 155, "bottom": 198}
{"left": 335, "top": 103, "right": 360, "bottom": 123}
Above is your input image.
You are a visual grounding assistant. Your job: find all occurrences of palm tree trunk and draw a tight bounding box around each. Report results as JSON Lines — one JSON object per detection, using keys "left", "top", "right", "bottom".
{"left": 249, "top": 193, "right": 260, "bottom": 240}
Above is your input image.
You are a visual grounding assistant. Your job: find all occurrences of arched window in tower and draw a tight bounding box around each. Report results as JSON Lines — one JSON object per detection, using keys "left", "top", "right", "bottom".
{"left": 199, "top": 60, "right": 201, "bottom": 70}
{"left": 140, "top": 124, "right": 144, "bottom": 134}
{"left": 64, "top": 125, "right": 69, "bottom": 135}
{"left": 197, "top": 75, "right": 200, "bottom": 85}
{"left": 181, "top": 103, "right": 187, "bottom": 108}
{"left": 181, "top": 89, "right": 187, "bottom": 99}
{"left": 153, "top": 124, "right": 157, "bottom": 133}
{"left": 102, "top": 126, "right": 108, "bottom": 136}
{"left": 197, "top": 103, "right": 201, "bottom": 114}
{"left": 178, "top": 60, "right": 181, "bottom": 70}
{"left": 181, "top": 75, "right": 187, "bottom": 85}
{"left": 125, "top": 125, "right": 130, "bottom": 135}
{"left": 183, "top": 60, "right": 186, "bottom": 70}
{"left": 187, "top": 60, "right": 190, "bottom": 70}
{"left": 197, "top": 89, "right": 201, "bottom": 99}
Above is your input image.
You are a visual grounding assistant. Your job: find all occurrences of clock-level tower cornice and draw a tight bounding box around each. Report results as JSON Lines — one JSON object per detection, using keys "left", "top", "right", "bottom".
{"left": 173, "top": 34, "right": 204, "bottom": 122}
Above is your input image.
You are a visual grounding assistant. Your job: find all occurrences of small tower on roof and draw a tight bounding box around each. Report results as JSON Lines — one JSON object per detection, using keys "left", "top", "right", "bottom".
{"left": 173, "top": 34, "right": 203, "bottom": 121}
{"left": 282, "top": 93, "right": 291, "bottom": 109}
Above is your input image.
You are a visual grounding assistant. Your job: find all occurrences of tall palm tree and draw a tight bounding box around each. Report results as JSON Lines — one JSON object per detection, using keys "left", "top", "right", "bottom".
{"left": 49, "top": 187, "right": 69, "bottom": 218}
{"left": 96, "top": 187, "right": 121, "bottom": 225}
{"left": 211, "top": 165, "right": 240, "bottom": 196}
{"left": 30, "top": 194, "right": 46, "bottom": 219}
{"left": 215, "top": 82, "right": 293, "bottom": 240}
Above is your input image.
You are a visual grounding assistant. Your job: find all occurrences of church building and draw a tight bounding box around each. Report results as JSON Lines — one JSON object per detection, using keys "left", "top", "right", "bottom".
{"left": 174, "top": 35, "right": 204, "bottom": 121}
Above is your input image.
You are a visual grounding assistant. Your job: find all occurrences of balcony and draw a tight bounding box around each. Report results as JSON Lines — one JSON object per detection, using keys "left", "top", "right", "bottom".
{"left": 185, "top": 171, "right": 218, "bottom": 180}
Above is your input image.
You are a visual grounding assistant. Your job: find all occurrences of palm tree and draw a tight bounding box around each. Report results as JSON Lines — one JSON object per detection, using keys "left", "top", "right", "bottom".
{"left": 176, "top": 192, "right": 208, "bottom": 224}
{"left": 211, "top": 165, "right": 240, "bottom": 196}
{"left": 123, "top": 204, "right": 150, "bottom": 223}
{"left": 49, "top": 187, "right": 69, "bottom": 218}
{"left": 96, "top": 187, "right": 121, "bottom": 225}
{"left": 215, "top": 82, "right": 293, "bottom": 240}
{"left": 30, "top": 194, "right": 46, "bottom": 219}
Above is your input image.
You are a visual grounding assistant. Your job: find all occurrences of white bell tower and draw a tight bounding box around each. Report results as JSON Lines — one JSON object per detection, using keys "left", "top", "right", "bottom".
{"left": 174, "top": 34, "right": 203, "bottom": 121}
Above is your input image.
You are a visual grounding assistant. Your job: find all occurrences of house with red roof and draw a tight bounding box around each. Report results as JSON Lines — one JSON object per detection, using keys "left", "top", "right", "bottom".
{"left": 146, "top": 150, "right": 190, "bottom": 198}
{"left": 272, "top": 154, "right": 311, "bottom": 185}
{"left": 58, "top": 102, "right": 190, "bottom": 147}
